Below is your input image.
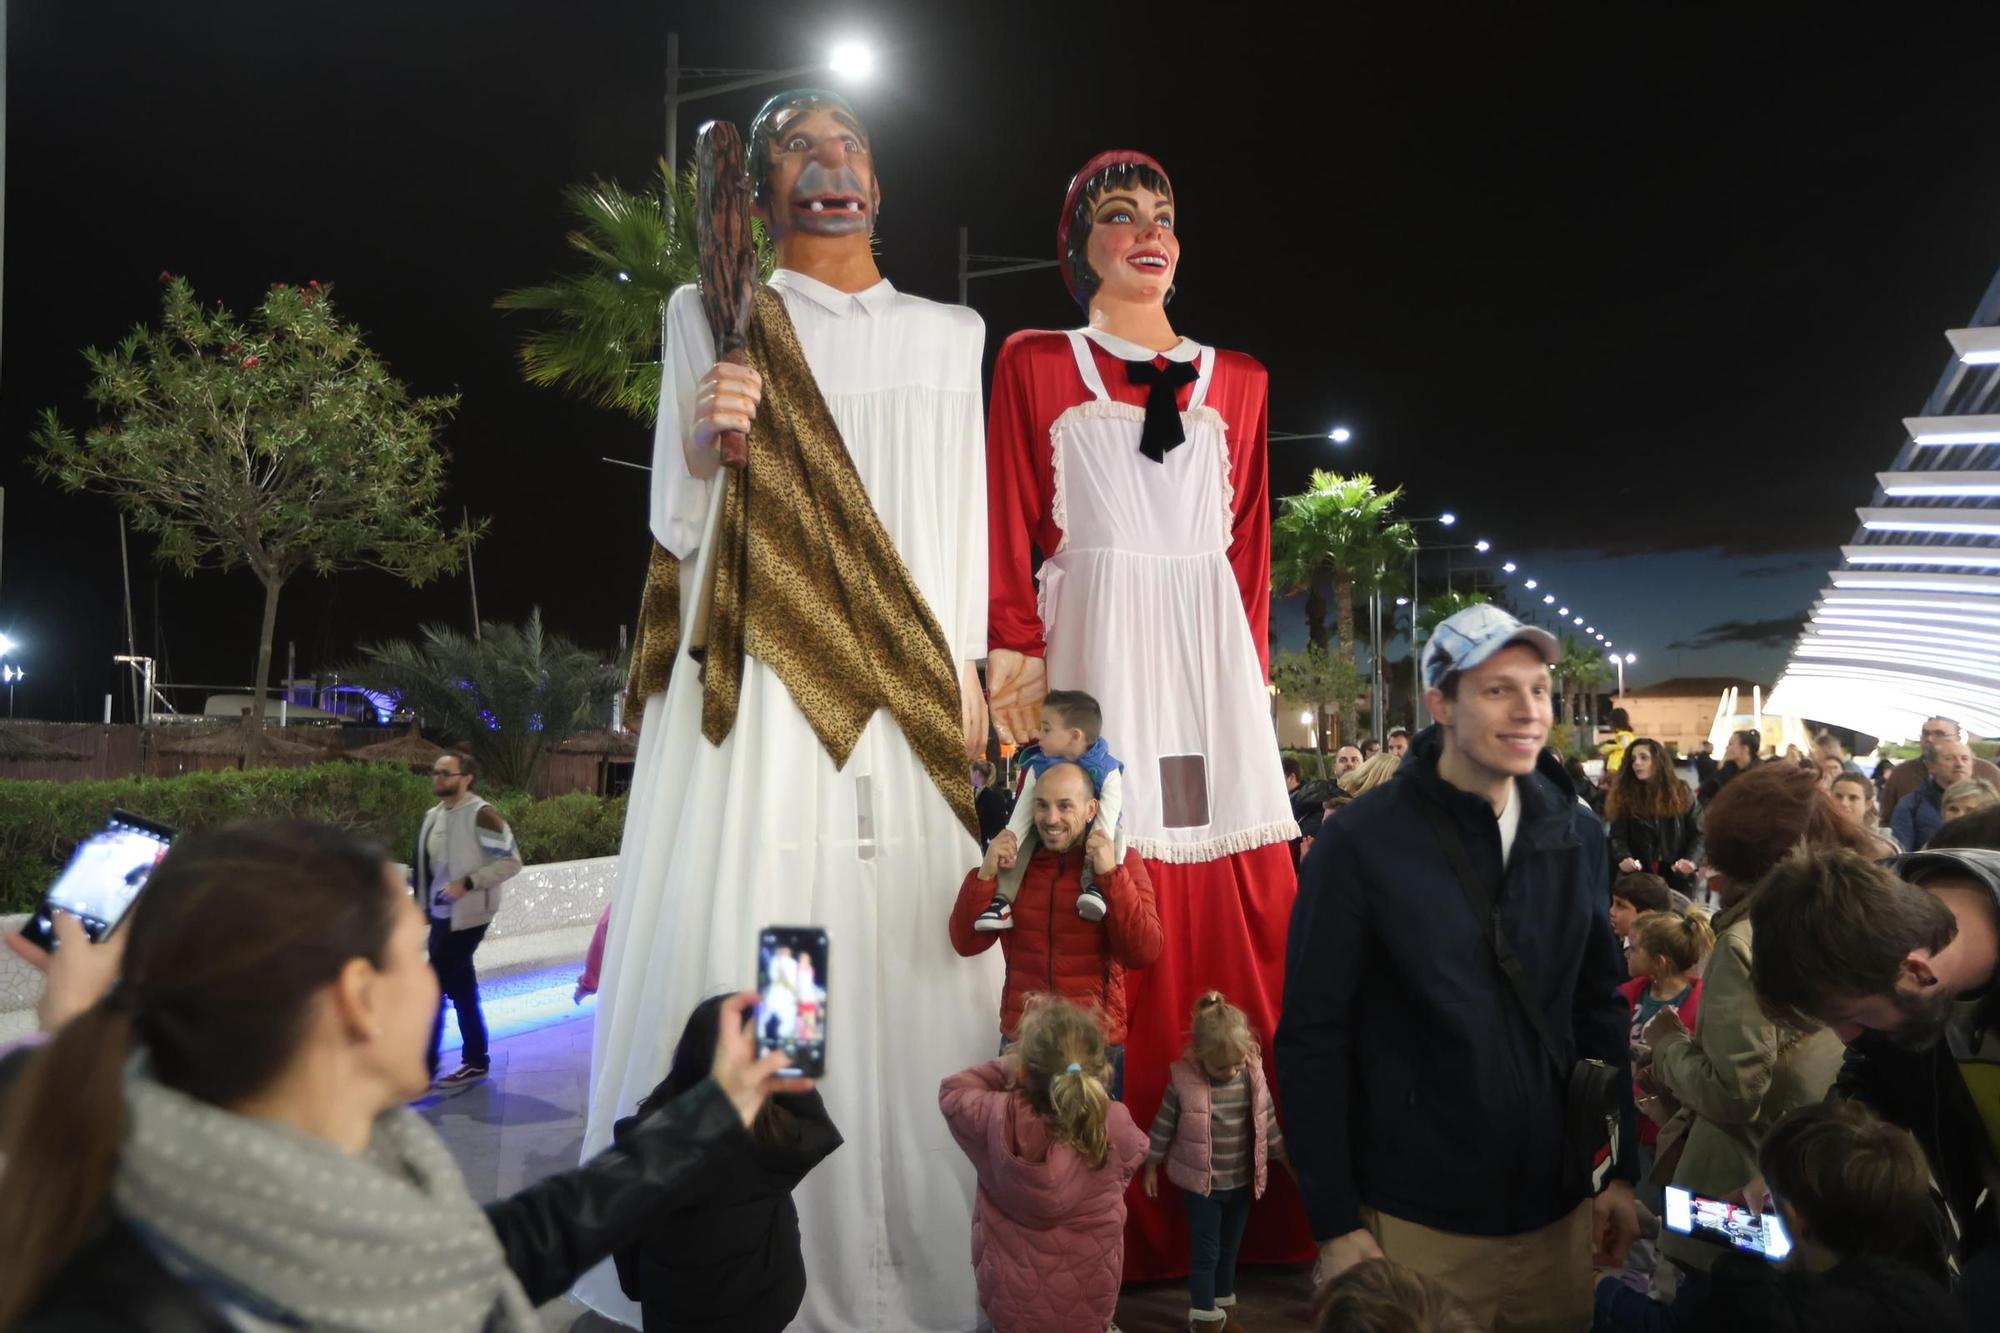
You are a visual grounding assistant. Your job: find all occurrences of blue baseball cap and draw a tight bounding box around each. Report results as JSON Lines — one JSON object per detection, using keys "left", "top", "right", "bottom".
{"left": 1421, "top": 604, "right": 1559, "bottom": 691}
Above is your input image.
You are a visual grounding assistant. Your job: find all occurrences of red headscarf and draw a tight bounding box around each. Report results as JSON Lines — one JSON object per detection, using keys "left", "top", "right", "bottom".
{"left": 1057, "top": 149, "right": 1174, "bottom": 305}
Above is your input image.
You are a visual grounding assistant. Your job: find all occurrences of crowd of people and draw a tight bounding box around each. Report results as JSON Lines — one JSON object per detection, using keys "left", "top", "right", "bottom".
{"left": 2, "top": 611, "right": 1998, "bottom": 1332}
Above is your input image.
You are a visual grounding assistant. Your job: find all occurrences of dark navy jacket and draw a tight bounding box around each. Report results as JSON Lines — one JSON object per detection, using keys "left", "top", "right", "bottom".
{"left": 1276, "top": 725, "right": 1637, "bottom": 1239}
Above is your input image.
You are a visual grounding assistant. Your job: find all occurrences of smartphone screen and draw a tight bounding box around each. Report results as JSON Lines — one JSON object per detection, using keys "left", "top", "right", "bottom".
{"left": 20, "top": 810, "right": 176, "bottom": 951}
{"left": 1663, "top": 1185, "right": 1792, "bottom": 1261}
{"left": 755, "top": 925, "right": 828, "bottom": 1078}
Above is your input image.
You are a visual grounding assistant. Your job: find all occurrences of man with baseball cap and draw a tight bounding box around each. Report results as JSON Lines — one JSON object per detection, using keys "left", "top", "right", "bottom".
{"left": 1277, "top": 604, "right": 1639, "bottom": 1332}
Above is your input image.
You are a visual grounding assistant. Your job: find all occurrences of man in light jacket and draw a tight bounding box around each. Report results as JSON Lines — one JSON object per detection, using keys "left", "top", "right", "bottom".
{"left": 415, "top": 750, "right": 522, "bottom": 1088}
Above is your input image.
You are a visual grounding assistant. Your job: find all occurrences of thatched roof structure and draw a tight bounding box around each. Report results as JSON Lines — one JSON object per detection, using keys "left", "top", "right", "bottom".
{"left": 556, "top": 729, "right": 639, "bottom": 758}
{"left": 0, "top": 727, "right": 88, "bottom": 761}
{"left": 153, "top": 726, "right": 325, "bottom": 760}
{"left": 348, "top": 729, "right": 449, "bottom": 767}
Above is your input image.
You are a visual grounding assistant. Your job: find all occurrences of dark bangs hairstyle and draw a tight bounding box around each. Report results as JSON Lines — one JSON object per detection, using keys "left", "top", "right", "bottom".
{"left": 1063, "top": 160, "right": 1174, "bottom": 309}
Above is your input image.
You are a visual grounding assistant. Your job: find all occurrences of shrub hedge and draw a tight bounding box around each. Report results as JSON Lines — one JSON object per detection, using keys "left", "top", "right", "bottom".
{"left": 0, "top": 765, "right": 625, "bottom": 914}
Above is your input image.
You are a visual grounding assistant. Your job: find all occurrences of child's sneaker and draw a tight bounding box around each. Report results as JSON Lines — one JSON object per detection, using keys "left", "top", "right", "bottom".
{"left": 973, "top": 894, "right": 1014, "bottom": 932}
{"left": 1077, "top": 884, "right": 1108, "bottom": 921}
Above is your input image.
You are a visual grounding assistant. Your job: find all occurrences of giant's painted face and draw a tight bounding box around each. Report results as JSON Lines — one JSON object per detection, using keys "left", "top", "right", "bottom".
{"left": 754, "top": 100, "right": 879, "bottom": 242}
{"left": 1058, "top": 152, "right": 1177, "bottom": 310}
{"left": 1080, "top": 180, "right": 1178, "bottom": 310}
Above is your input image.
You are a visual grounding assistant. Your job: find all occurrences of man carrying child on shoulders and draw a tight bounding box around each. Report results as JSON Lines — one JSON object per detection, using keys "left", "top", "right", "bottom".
{"left": 949, "top": 761, "right": 1163, "bottom": 1099}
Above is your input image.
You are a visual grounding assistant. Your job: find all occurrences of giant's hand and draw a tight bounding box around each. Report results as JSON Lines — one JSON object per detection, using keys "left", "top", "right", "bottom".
{"left": 985, "top": 649, "right": 1047, "bottom": 746}
{"left": 686, "top": 362, "right": 763, "bottom": 478}
{"left": 960, "top": 659, "right": 989, "bottom": 762}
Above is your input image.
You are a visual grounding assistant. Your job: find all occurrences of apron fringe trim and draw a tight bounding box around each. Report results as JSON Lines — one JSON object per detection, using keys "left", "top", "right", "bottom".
{"left": 1131, "top": 819, "right": 1298, "bottom": 864}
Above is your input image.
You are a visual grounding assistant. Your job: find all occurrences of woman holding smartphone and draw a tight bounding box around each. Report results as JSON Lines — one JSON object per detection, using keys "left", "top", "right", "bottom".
{"left": 0, "top": 820, "right": 803, "bottom": 1331}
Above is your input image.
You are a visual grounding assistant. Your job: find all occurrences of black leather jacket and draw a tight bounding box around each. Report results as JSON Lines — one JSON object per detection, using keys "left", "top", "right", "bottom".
{"left": 1606, "top": 803, "right": 1703, "bottom": 893}
{"left": 13, "top": 1071, "right": 749, "bottom": 1330}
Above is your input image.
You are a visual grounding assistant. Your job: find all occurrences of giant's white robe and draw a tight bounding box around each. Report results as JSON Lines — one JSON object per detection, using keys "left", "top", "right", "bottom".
{"left": 577, "top": 269, "right": 1003, "bottom": 1331}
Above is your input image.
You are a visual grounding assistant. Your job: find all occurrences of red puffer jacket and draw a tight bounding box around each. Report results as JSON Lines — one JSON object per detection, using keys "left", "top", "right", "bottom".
{"left": 949, "top": 846, "right": 1163, "bottom": 1044}
{"left": 940, "top": 1059, "right": 1149, "bottom": 1333}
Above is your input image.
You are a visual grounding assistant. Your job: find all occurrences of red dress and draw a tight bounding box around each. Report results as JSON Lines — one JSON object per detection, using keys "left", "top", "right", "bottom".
{"left": 988, "top": 326, "right": 1314, "bottom": 1277}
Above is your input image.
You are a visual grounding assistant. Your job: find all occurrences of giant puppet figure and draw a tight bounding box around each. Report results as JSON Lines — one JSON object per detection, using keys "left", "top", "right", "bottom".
{"left": 985, "top": 151, "right": 1315, "bottom": 1275}
{"left": 578, "top": 90, "right": 1000, "bottom": 1332}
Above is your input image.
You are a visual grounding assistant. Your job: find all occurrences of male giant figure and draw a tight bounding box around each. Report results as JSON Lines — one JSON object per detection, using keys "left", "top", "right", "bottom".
{"left": 578, "top": 90, "right": 1000, "bottom": 1332}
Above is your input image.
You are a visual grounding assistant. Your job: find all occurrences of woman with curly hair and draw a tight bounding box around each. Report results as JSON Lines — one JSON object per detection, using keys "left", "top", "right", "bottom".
{"left": 1605, "top": 738, "right": 1703, "bottom": 896}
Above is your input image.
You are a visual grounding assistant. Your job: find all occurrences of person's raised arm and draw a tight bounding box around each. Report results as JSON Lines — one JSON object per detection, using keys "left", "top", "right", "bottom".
{"left": 481, "top": 993, "right": 805, "bottom": 1303}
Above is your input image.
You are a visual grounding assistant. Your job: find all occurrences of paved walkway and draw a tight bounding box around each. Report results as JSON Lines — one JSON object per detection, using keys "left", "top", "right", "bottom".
{"left": 420, "top": 1012, "right": 1315, "bottom": 1331}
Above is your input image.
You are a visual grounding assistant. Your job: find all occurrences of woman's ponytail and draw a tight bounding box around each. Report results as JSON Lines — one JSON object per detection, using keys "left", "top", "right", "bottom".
{"left": 0, "top": 1000, "right": 139, "bottom": 1326}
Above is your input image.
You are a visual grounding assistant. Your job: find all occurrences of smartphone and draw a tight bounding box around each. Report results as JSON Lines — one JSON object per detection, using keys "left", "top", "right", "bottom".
{"left": 19, "top": 810, "right": 177, "bottom": 952}
{"left": 1663, "top": 1185, "right": 1792, "bottom": 1261}
{"left": 754, "top": 925, "right": 828, "bottom": 1078}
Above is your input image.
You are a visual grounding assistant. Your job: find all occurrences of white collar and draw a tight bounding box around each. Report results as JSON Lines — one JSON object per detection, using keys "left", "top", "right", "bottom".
{"left": 1080, "top": 326, "right": 1201, "bottom": 363}
{"left": 770, "top": 267, "right": 897, "bottom": 318}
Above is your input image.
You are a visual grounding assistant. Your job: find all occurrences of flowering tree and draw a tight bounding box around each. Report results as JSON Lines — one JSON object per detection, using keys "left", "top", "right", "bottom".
{"left": 32, "top": 275, "right": 479, "bottom": 754}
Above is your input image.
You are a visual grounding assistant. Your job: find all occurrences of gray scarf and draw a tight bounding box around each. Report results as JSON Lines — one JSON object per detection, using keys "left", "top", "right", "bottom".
{"left": 114, "top": 1065, "right": 540, "bottom": 1333}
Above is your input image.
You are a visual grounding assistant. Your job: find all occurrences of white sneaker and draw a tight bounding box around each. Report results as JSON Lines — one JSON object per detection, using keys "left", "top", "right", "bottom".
{"left": 973, "top": 894, "right": 1015, "bottom": 932}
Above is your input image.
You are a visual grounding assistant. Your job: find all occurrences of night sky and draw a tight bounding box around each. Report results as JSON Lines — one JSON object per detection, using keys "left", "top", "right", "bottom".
{"left": 6, "top": 2, "right": 2000, "bottom": 720}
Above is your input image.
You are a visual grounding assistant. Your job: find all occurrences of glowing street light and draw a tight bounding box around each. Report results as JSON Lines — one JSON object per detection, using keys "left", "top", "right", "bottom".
{"left": 1544, "top": 595, "right": 1556, "bottom": 605}
{"left": 1609, "top": 651, "right": 1638, "bottom": 696}
{"left": 1502, "top": 562, "right": 1517, "bottom": 574}
{"left": 1557, "top": 605, "right": 1568, "bottom": 614}
{"left": 1439, "top": 512, "right": 1457, "bottom": 527}
{"left": 0, "top": 632, "right": 14, "bottom": 657}
{"left": 828, "top": 40, "right": 877, "bottom": 78}
{"left": 1474, "top": 539, "right": 1491, "bottom": 553}
{"left": 1329, "top": 426, "right": 1353, "bottom": 444}
{"left": 665, "top": 35, "right": 879, "bottom": 186}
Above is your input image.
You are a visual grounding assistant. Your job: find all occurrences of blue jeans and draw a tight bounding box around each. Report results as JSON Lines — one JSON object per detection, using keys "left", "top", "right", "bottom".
{"left": 427, "top": 919, "right": 489, "bottom": 1074}
{"left": 1185, "top": 1185, "right": 1252, "bottom": 1311}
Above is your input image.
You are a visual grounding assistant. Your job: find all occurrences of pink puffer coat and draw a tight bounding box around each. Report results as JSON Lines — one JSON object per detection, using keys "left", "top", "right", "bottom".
{"left": 940, "top": 1059, "right": 1148, "bottom": 1333}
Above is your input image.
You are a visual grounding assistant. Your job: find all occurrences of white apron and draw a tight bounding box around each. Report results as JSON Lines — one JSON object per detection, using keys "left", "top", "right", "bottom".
{"left": 1037, "top": 331, "right": 1296, "bottom": 863}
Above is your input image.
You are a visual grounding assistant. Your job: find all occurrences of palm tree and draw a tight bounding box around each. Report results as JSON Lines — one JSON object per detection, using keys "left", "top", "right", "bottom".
{"left": 495, "top": 161, "right": 777, "bottom": 422}
{"left": 1271, "top": 471, "right": 1415, "bottom": 743}
{"left": 1554, "top": 636, "right": 1612, "bottom": 747}
{"left": 1416, "top": 589, "right": 1492, "bottom": 639}
{"left": 342, "top": 608, "right": 624, "bottom": 792}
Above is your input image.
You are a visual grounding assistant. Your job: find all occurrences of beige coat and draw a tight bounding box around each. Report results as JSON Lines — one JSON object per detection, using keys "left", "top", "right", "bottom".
{"left": 1650, "top": 907, "right": 1844, "bottom": 1273}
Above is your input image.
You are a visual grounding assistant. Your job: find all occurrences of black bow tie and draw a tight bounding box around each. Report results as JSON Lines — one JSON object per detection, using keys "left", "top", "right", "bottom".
{"left": 1125, "top": 358, "right": 1200, "bottom": 464}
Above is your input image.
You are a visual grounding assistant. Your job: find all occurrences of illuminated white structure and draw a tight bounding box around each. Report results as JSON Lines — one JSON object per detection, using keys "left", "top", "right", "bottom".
{"left": 1768, "top": 272, "right": 2000, "bottom": 740}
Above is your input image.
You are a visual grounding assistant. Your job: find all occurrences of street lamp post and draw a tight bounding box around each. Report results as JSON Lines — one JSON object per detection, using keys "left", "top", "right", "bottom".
{"left": 958, "top": 230, "right": 1063, "bottom": 305}
{"left": 665, "top": 36, "right": 873, "bottom": 183}
{"left": 1405, "top": 513, "right": 1456, "bottom": 729}
{"left": 1268, "top": 426, "right": 1354, "bottom": 444}
{"left": 1610, "top": 651, "right": 1636, "bottom": 699}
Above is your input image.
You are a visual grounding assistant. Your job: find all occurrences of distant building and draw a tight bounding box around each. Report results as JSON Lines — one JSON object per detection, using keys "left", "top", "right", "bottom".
{"left": 1614, "top": 676, "right": 1768, "bottom": 755}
